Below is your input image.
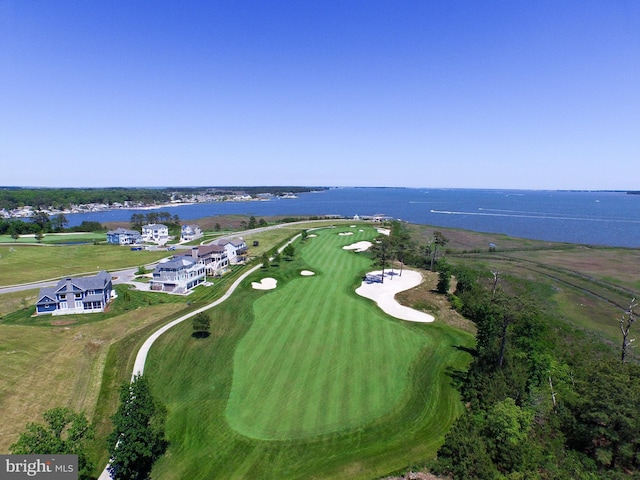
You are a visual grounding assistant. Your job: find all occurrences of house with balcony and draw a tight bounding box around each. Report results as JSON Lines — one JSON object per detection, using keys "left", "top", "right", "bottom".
{"left": 218, "top": 238, "right": 248, "bottom": 264}
{"left": 188, "top": 244, "right": 228, "bottom": 276}
{"left": 181, "top": 224, "right": 203, "bottom": 242}
{"left": 142, "top": 224, "right": 169, "bottom": 245}
{"left": 36, "top": 271, "right": 114, "bottom": 315}
{"left": 150, "top": 256, "right": 206, "bottom": 294}
{"left": 106, "top": 227, "right": 142, "bottom": 245}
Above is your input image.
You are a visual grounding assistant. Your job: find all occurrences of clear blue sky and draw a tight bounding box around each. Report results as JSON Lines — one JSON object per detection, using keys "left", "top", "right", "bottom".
{"left": 1, "top": 1, "right": 639, "bottom": 189}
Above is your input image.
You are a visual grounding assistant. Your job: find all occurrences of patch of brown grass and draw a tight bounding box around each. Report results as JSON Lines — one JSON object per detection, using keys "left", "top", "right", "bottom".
{"left": 395, "top": 269, "right": 476, "bottom": 335}
{"left": 0, "top": 303, "right": 184, "bottom": 452}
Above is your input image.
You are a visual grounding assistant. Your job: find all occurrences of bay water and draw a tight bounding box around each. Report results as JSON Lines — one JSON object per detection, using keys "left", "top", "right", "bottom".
{"left": 65, "top": 188, "right": 640, "bottom": 248}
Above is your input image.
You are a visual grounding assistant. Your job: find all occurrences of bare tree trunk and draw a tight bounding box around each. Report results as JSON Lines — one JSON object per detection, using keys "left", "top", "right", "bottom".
{"left": 620, "top": 298, "right": 637, "bottom": 363}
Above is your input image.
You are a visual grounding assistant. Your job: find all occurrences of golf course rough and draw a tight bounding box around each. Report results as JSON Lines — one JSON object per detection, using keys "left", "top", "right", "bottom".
{"left": 225, "top": 227, "right": 427, "bottom": 439}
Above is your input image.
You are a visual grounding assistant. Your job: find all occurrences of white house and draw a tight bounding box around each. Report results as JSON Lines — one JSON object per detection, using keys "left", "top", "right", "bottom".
{"left": 189, "top": 245, "right": 228, "bottom": 276}
{"left": 142, "top": 224, "right": 169, "bottom": 245}
{"left": 218, "top": 238, "right": 248, "bottom": 264}
{"left": 181, "top": 224, "right": 202, "bottom": 242}
{"left": 150, "top": 257, "right": 206, "bottom": 294}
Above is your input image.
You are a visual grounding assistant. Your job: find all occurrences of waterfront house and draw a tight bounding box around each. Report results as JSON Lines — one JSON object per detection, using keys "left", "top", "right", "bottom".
{"left": 106, "top": 227, "right": 142, "bottom": 245}
{"left": 218, "top": 238, "right": 248, "bottom": 264}
{"left": 181, "top": 224, "right": 202, "bottom": 242}
{"left": 150, "top": 257, "right": 206, "bottom": 294}
{"left": 142, "top": 224, "right": 169, "bottom": 245}
{"left": 188, "top": 245, "right": 229, "bottom": 275}
{"left": 36, "top": 271, "right": 114, "bottom": 315}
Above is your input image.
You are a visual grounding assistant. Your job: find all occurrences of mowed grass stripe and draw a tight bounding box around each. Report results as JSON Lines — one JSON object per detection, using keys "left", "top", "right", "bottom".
{"left": 226, "top": 226, "right": 425, "bottom": 439}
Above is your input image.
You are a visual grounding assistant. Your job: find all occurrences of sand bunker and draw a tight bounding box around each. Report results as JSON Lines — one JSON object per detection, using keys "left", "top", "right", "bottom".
{"left": 251, "top": 278, "right": 277, "bottom": 290}
{"left": 338, "top": 231, "right": 354, "bottom": 236}
{"left": 376, "top": 228, "right": 391, "bottom": 236}
{"left": 355, "top": 270, "right": 434, "bottom": 323}
{"left": 343, "top": 241, "right": 372, "bottom": 252}
{"left": 300, "top": 270, "right": 315, "bottom": 276}
{"left": 308, "top": 234, "right": 317, "bottom": 238}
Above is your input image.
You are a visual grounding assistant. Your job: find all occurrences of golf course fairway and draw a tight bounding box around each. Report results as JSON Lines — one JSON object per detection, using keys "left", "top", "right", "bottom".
{"left": 145, "top": 226, "right": 474, "bottom": 479}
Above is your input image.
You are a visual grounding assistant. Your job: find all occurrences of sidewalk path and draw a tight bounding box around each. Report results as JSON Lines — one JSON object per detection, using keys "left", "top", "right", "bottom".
{"left": 98, "top": 262, "right": 262, "bottom": 480}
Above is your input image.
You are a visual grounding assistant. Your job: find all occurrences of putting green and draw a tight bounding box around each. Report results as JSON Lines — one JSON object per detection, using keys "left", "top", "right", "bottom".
{"left": 225, "top": 228, "right": 426, "bottom": 439}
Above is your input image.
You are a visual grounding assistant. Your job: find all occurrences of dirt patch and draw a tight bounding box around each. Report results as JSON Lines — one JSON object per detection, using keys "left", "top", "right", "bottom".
{"left": 51, "top": 319, "right": 77, "bottom": 326}
{"left": 395, "top": 269, "right": 476, "bottom": 334}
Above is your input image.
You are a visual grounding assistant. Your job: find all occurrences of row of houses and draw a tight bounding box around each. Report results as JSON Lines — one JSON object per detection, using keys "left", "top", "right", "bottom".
{"left": 35, "top": 238, "right": 248, "bottom": 314}
{"left": 106, "top": 224, "right": 203, "bottom": 246}
{"left": 149, "top": 239, "right": 247, "bottom": 293}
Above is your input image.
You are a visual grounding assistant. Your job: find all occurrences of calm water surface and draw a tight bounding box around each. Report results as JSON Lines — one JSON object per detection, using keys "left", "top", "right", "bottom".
{"left": 65, "top": 188, "right": 640, "bottom": 248}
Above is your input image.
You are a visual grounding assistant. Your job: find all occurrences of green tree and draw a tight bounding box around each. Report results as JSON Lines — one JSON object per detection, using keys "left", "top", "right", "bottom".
{"left": 214, "top": 223, "right": 221, "bottom": 232}
{"left": 31, "top": 210, "right": 51, "bottom": 232}
{"left": 248, "top": 216, "right": 258, "bottom": 229}
{"left": 10, "top": 407, "right": 94, "bottom": 480}
{"left": 261, "top": 252, "right": 270, "bottom": 269}
{"left": 430, "top": 231, "right": 449, "bottom": 270}
{"left": 10, "top": 229, "right": 19, "bottom": 242}
{"left": 192, "top": 312, "right": 211, "bottom": 338}
{"left": 51, "top": 213, "right": 69, "bottom": 232}
{"left": 436, "top": 260, "right": 451, "bottom": 294}
{"left": 369, "top": 235, "right": 392, "bottom": 282}
{"left": 107, "top": 375, "right": 167, "bottom": 480}
{"left": 35, "top": 231, "right": 44, "bottom": 242}
{"left": 283, "top": 243, "right": 295, "bottom": 260}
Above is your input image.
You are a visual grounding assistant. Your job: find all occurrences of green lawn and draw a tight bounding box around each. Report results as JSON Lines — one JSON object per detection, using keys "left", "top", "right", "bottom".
{"left": 0, "top": 244, "right": 170, "bottom": 286}
{"left": 146, "top": 226, "right": 474, "bottom": 479}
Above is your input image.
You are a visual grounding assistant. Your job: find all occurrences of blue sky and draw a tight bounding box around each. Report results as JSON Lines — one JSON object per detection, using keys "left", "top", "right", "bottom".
{"left": 1, "top": 1, "right": 638, "bottom": 189}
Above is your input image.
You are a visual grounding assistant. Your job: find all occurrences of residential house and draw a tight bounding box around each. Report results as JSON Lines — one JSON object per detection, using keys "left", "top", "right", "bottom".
{"left": 218, "top": 238, "right": 248, "bottom": 264}
{"left": 181, "top": 224, "right": 203, "bottom": 242}
{"left": 106, "top": 227, "right": 142, "bottom": 245}
{"left": 188, "top": 245, "right": 228, "bottom": 276}
{"left": 36, "top": 271, "right": 113, "bottom": 316}
{"left": 142, "top": 224, "right": 169, "bottom": 245}
{"left": 150, "top": 257, "right": 206, "bottom": 294}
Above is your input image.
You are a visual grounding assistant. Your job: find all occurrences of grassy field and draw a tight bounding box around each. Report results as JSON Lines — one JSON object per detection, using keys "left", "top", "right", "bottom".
{"left": 0, "top": 232, "right": 106, "bottom": 245}
{"left": 2, "top": 217, "right": 638, "bottom": 477}
{"left": 407, "top": 223, "right": 640, "bottom": 346}
{"left": 0, "top": 244, "right": 171, "bottom": 286}
{"left": 145, "top": 226, "right": 474, "bottom": 479}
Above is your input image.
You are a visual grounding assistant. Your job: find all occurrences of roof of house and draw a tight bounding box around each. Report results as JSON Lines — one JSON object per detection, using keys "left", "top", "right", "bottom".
{"left": 219, "top": 238, "right": 246, "bottom": 247}
{"left": 155, "top": 256, "right": 198, "bottom": 271}
{"left": 37, "top": 271, "right": 112, "bottom": 304}
{"left": 107, "top": 227, "right": 140, "bottom": 235}
{"left": 143, "top": 224, "right": 168, "bottom": 229}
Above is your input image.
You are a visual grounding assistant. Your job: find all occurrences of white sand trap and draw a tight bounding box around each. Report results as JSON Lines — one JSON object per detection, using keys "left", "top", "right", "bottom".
{"left": 300, "top": 270, "right": 315, "bottom": 276}
{"left": 350, "top": 225, "right": 356, "bottom": 227}
{"left": 343, "top": 241, "right": 373, "bottom": 252}
{"left": 359, "top": 229, "right": 364, "bottom": 232}
{"left": 252, "top": 278, "right": 277, "bottom": 290}
{"left": 377, "top": 228, "right": 391, "bottom": 236}
{"left": 356, "top": 270, "right": 434, "bottom": 323}
{"left": 338, "top": 231, "right": 354, "bottom": 236}
{"left": 308, "top": 234, "right": 317, "bottom": 238}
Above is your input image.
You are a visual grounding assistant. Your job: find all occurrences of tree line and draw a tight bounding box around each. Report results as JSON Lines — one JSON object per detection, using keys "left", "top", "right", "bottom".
{"left": 429, "top": 263, "right": 640, "bottom": 479}
{"left": 0, "top": 188, "right": 172, "bottom": 210}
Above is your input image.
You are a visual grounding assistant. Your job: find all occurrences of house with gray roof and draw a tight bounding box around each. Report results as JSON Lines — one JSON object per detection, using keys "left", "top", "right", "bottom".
{"left": 107, "top": 227, "right": 142, "bottom": 245}
{"left": 142, "top": 223, "right": 169, "bottom": 245}
{"left": 36, "top": 271, "right": 114, "bottom": 315}
{"left": 188, "top": 244, "right": 228, "bottom": 275}
{"left": 180, "top": 224, "right": 203, "bottom": 242}
{"left": 150, "top": 256, "right": 206, "bottom": 294}
{"left": 218, "top": 238, "right": 248, "bottom": 264}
